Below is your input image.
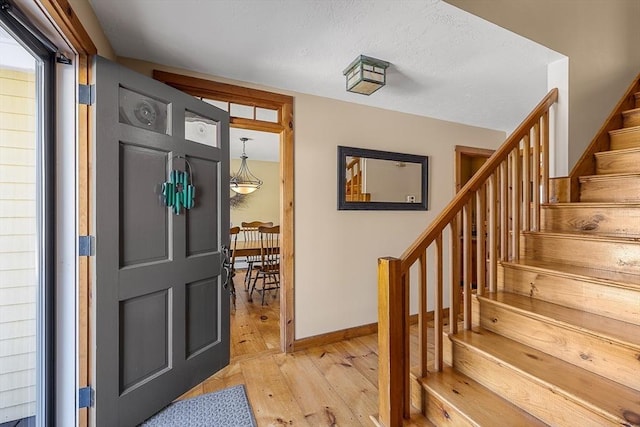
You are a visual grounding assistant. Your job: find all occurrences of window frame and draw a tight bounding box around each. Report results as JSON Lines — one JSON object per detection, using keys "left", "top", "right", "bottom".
{"left": 0, "top": 1, "right": 57, "bottom": 425}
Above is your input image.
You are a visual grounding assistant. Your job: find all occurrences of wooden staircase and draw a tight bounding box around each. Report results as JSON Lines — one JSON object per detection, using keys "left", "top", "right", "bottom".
{"left": 376, "top": 74, "right": 640, "bottom": 426}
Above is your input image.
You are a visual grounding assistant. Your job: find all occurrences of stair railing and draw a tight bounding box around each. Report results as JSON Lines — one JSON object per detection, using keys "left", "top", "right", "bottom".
{"left": 376, "top": 89, "right": 558, "bottom": 427}
{"left": 346, "top": 157, "right": 364, "bottom": 201}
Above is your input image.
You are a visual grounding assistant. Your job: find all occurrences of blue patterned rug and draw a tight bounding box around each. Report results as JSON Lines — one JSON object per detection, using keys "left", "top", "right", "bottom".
{"left": 141, "top": 384, "right": 257, "bottom": 427}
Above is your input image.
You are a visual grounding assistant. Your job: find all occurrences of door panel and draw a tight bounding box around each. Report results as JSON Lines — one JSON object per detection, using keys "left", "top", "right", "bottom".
{"left": 186, "top": 156, "right": 219, "bottom": 256}
{"left": 119, "top": 143, "right": 169, "bottom": 266}
{"left": 93, "top": 56, "right": 230, "bottom": 426}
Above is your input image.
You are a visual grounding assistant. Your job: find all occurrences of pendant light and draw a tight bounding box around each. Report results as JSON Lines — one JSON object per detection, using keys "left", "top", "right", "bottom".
{"left": 230, "top": 137, "right": 263, "bottom": 194}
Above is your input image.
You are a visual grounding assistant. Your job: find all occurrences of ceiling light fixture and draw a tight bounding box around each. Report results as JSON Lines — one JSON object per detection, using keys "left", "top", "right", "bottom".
{"left": 230, "top": 137, "right": 263, "bottom": 194}
{"left": 343, "top": 55, "right": 390, "bottom": 95}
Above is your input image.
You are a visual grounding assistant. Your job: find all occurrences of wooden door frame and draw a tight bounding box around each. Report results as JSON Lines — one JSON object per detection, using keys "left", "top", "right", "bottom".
{"left": 152, "top": 71, "right": 295, "bottom": 353}
{"left": 455, "top": 145, "right": 495, "bottom": 193}
{"left": 36, "top": 1, "right": 96, "bottom": 426}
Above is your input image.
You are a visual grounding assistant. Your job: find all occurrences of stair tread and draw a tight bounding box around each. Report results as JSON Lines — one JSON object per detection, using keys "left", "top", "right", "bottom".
{"left": 422, "top": 366, "right": 547, "bottom": 426}
{"left": 450, "top": 328, "right": 640, "bottom": 422}
{"left": 543, "top": 201, "right": 640, "bottom": 208}
{"left": 594, "top": 146, "right": 640, "bottom": 157}
{"left": 622, "top": 106, "right": 640, "bottom": 115}
{"left": 521, "top": 229, "right": 640, "bottom": 242}
{"left": 479, "top": 291, "right": 640, "bottom": 349}
{"left": 609, "top": 124, "right": 640, "bottom": 136}
{"left": 579, "top": 171, "right": 640, "bottom": 182}
{"left": 502, "top": 259, "right": 640, "bottom": 288}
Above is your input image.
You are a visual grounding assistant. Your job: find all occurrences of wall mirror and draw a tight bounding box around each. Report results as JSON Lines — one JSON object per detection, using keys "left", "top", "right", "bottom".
{"left": 337, "top": 145, "right": 428, "bottom": 210}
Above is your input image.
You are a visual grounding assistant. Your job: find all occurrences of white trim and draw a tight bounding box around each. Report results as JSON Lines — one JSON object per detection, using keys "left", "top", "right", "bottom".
{"left": 548, "top": 57, "right": 569, "bottom": 177}
{"left": 55, "top": 58, "right": 78, "bottom": 427}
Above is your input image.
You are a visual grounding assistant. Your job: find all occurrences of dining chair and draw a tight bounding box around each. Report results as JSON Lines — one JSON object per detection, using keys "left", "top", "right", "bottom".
{"left": 249, "top": 225, "right": 280, "bottom": 305}
{"left": 228, "top": 226, "right": 240, "bottom": 310}
{"left": 240, "top": 221, "right": 273, "bottom": 291}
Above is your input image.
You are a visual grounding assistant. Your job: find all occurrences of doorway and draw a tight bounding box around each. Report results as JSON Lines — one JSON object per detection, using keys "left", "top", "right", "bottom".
{"left": 153, "top": 70, "right": 296, "bottom": 353}
{"left": 454, "top": 145, "right": 494, "bottom": 292}
{"left": 455, "top": 145, "right": 494, "bottom": 194}
{"left": 229, "top": 128, "right": 281, "bottom": 355}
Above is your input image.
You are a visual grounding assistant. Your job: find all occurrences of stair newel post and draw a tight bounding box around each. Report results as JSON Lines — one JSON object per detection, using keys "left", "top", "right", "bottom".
{"left": 434, "top": 234, "right": 444, "bottom": 372}
{"left": 488, "top": 173, "right": 498, "bottom": 293}
{"left": 377, "top": 257, "right": 407, "bottom": 427}
{"left": 475, "top": 184, "right": 486, "bottom": 297}
{"left": 449, "top": 219, "right": 459, "bottom": 335}
{"left": 463, "top": 200, "right": 473, "bottom": 330}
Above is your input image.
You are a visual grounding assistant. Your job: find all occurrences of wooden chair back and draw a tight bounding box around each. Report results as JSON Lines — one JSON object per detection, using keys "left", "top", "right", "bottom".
{"left": 241, "top": 221, "right": 273, "bottom": 260}
{"left": 258, "top": 225, "right": 280, "bottom": 274}
{"left": 229, "top": 226, "right": 240, "bottom": 271}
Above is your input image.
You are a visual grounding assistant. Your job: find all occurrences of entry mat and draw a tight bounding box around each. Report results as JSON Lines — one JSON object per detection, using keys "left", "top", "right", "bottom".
{"left": 140, "top": 384, "right": 257, "bottom": 427}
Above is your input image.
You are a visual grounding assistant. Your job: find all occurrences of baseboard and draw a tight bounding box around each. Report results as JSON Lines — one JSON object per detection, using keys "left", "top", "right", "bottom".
{"left": 292, "top": 308, "right": 449, "bottom": 352}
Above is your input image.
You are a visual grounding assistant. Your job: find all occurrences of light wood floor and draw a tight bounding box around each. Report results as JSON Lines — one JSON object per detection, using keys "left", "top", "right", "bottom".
{"left": 180, "top": 271, "right": 433, "bottom": 426}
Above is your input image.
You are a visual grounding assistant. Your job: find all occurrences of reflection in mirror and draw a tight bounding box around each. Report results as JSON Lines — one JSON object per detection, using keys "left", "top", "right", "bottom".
{"left": 338, "top": 146, "right": 428, "bottom": 211}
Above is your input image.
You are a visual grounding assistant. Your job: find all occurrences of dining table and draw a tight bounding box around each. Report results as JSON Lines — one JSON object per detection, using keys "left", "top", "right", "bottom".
{"left": 231, "top": 240, "right": 263, "bottom": 258}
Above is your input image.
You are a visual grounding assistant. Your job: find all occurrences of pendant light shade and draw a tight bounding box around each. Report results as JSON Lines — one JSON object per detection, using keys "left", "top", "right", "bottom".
{"left": 230, "top": 137, "right": 263, "bottom": 194}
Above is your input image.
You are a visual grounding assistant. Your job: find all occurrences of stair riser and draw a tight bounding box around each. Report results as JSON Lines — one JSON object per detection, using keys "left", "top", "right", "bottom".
{"left": 479, "top": 302, "right": 640, "bottom": 391}
{"left": 636, "top": 93, "right": 640, "bottom": 109}
{"left": 521, "top": 233, "right": 640, "bottom": 275}
{"left": 424, "top": 391, "right": 475, "bottom": 427}
{"left": 452, "top": 342, "right": 613, "bottom": 426}
{"left": 595, "top": 150, "right": 640, "bottom": 174}
{"left": 579, "top": 176, "right": 640, "bottom": 202}
{"left": 609, "top": 128, "right": 640, "bottom": 150}
{"left": 541, "top": 205, "right": 640, "bottom": 235}
{"left": 499, "top": 264, "right": 640, "bottom": 325}
{"left": 623, "top": 110, "right": 640, "bottom": 128}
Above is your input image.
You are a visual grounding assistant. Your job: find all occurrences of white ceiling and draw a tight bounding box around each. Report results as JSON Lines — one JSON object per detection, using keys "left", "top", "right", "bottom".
{"left": 90, "top": 0, "right": 565, "bottom": 136}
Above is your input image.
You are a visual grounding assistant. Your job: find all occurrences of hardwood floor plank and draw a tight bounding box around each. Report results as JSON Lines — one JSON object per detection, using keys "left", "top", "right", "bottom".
{"left": 306, "top": 344, "right": 380, "bottom": 425}
{"left": 241, "top": 354, "right": 311, "bottom": 426}
{"left": 274, "top": 351, "right": 363, "bottom": 426}
{"left": 331, "top": 339, "right": 379, "bottom": 387}
{"left": 200, "top": 361, "right": 246, "bottom": 394}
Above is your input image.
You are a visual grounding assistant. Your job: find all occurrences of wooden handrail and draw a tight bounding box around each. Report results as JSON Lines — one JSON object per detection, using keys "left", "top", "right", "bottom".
{"left": 347, "top": 157, "right": 360, "bottom": 169}
{"left": 400, "top": 88, "right": 558, "bottom": 271}
{"left": 377, "top": 88, "right": 559, "bottom": 427}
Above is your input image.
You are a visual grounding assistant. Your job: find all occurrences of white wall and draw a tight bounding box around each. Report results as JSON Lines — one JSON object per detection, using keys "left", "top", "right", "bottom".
{"left": 230, "top": 159, "right": 280, "bottom": 229}
{"left": 294, "top": 94, "right": 504, "bottom": 337}
{"left": 447, "top": 0, "right": 640, "bottom": 171}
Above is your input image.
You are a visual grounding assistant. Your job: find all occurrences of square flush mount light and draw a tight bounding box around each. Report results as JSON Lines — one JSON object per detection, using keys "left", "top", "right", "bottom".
{"left": 343, "top": 55, "right": 390, "bottom": 95}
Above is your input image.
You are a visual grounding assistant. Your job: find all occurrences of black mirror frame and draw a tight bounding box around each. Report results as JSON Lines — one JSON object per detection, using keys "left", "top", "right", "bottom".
{"left": 337, "top": 145, "right": 429, "bottom": 211}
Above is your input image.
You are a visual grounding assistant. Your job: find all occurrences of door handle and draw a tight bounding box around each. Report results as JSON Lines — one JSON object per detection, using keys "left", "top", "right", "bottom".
{"left": 221, "top": 245, "right": 231, "bottom": 290}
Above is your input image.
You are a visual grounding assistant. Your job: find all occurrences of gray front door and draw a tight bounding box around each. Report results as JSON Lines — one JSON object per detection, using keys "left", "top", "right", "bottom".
{"left": 92, "top": 56, "right": 230, "bottom": 427}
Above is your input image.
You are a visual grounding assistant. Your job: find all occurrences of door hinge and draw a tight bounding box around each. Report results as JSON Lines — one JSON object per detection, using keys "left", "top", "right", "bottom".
{"left": 78, "top": 235, "right": 95, "bottom": 257}
{"left": 79, "top": 84, "right": 95, "bottom": 105}
{"left": 78, "top": 386, "right": 93, "bottom": 408}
